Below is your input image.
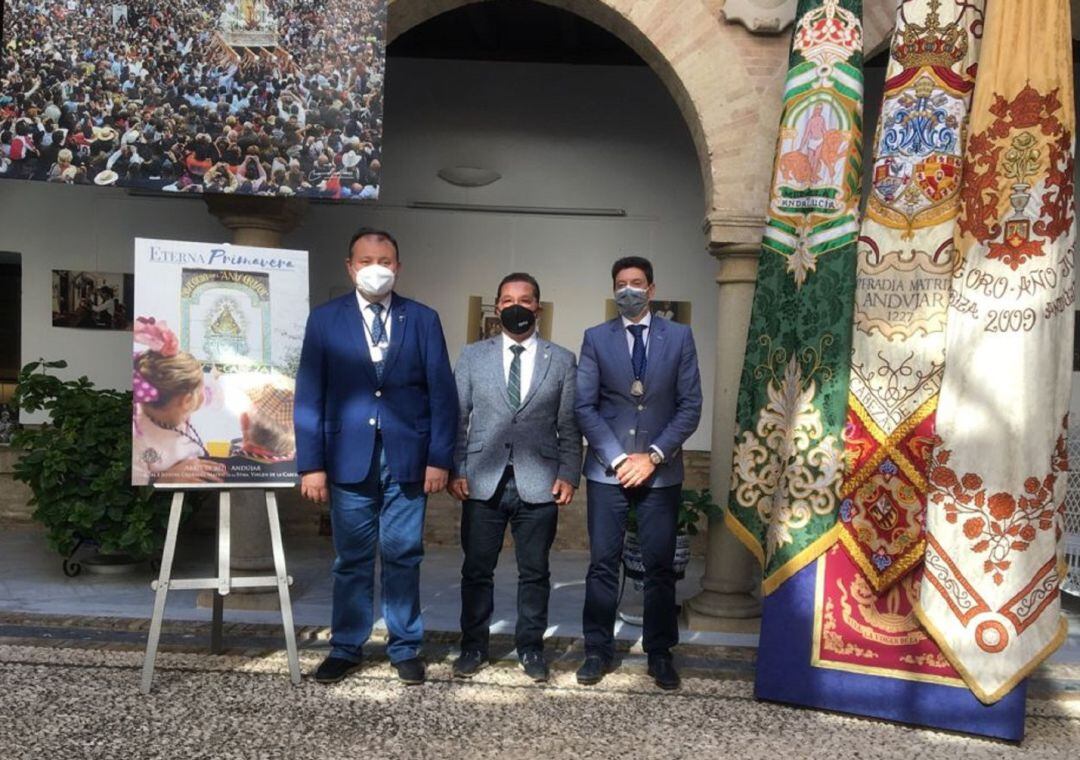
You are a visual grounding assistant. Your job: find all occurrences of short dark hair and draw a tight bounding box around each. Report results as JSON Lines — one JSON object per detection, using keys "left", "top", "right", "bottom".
{"left": 347, "top": 227, "right": 399, "bottom": 261}
{"left": 496, "top": 272, "right": 541, "bottom": 303}
{"left": 612, "top": 256, "right": 654, "bottom": 285}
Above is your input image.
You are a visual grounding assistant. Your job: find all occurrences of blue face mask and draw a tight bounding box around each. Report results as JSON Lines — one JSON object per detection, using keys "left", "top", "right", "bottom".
{"left": 614, "top": 286, "right": 649, "bottom": 319}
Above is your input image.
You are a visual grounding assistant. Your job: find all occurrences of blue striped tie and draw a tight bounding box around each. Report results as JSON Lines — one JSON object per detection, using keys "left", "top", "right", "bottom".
{"left": 369, "top": 303, "right": 386, "bottom": 382}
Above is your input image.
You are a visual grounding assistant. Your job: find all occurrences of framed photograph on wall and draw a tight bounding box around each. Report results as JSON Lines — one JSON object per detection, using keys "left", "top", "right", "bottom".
{"left": 466, "top": 296, "right": 554, "bottom": 343}
{"left": 604, "top": 298, "right": 692, "bottom": 325}
{"left": 52, "top": 270, "right": 134, "bottom": 330}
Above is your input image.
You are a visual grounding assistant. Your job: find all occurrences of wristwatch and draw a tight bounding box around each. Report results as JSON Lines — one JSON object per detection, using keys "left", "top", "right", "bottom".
{"left": 649, "top": 450, "right": 663, "bottom": 466}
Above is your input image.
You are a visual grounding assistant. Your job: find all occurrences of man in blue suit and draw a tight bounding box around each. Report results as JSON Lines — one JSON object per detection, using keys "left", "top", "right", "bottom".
{"left": 295, "top": 227, "right": 458, "bottom": 686}
{"left": 575, "top": 256, "right": 702, "bottom": 690}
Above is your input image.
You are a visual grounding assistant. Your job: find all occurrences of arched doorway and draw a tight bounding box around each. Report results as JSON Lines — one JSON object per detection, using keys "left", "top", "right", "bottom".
{"left": 375, "top": 0, "right": 779, "bottom": 626}
{"left": 388, "top": 0, "right": 791, "bottom": 247}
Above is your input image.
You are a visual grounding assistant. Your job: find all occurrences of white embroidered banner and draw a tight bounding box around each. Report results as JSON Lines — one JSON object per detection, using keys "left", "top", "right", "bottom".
{"left": 916, "top": 0, "right": 1075, "bottom": 703}
{"left": 839, "top": 0, "right": 984, "bottom": 592}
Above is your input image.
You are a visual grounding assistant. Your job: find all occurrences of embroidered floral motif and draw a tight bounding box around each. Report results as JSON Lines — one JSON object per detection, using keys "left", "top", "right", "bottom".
{"left": 732, "top": 354, "right": 844, "bottom": 561}
{"left": 958, "top": 84, "right": 1074, "bottom": 268}
{"left": 928, "top": 431, "right": 1066, "bottom": 586}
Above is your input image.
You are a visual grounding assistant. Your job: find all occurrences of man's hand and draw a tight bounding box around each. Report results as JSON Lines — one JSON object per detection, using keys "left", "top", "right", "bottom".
{"left": 552, "top": 479, "right": 576, "bottom": 506}
{"left": 448, "top": 477, "right": 470, "bottom": 501}
{"left": 616, "top": 453, "right": 656, "bottom": 489}
{"left": 155, "top": 458, "right": 226, "bottom": 484}
{"left": 425, "top": 466, "right": 449, "bottom": 495}
{"left": 301, "top": 470, "right": 329, "bottom": 504}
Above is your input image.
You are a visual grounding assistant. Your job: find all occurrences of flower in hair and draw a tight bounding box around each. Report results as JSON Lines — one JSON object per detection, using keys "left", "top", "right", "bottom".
{"left": 134, "top": 316, "right": 179, "bottom": 357}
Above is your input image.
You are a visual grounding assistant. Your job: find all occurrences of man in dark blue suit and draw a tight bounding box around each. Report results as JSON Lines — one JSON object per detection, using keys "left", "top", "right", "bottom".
{"left": 575, "top": 256, "right": 702, "bottom": 690}
{"left": 295, "top": 227, "right": 457, "bottom": 685}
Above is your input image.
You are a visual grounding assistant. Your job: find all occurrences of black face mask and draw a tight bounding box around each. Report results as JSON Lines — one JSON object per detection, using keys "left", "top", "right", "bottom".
{"left": 499, "top": 304, "right": 537, "bottom": 336}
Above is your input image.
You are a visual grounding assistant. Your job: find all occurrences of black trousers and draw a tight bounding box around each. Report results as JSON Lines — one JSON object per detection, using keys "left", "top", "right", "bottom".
{"left": 583, "top": 481, "right": 679, "bottom": 661}
{"left": 459, "top": 468, "right": 558, "bottom": 655}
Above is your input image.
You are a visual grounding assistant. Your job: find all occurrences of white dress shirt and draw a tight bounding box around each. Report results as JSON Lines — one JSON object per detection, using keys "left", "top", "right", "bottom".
{"left": 613, "top": 309, "right": 664, "bottom": 469}
{"left": 502, "top": 331, "right": 538, "bottom": 400}
{"left": 355, "top": 290, "right": 392, "bottom": 362}
{"left": 621, "top": 310, "right": 653, "bottom": 358}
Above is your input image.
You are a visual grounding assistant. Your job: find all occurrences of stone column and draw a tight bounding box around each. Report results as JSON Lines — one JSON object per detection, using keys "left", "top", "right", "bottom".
{"left": 683, "top": 241, "right": 762, "bottom": 628}
{"left": 200, "top": 194, "right": 306, "bottom": 610}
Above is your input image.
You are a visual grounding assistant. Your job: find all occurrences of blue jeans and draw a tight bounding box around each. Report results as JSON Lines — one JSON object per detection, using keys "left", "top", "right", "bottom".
{"left": 329, "top": 437, "right": 427, "bottom": 664}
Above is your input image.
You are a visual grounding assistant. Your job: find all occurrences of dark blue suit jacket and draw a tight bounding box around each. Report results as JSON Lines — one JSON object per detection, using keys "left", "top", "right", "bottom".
{"left": 575, "top": 316, "right": 702, "bottom": 487}
{"left": 294, "top": 291, "right": 458, "bottom": 485}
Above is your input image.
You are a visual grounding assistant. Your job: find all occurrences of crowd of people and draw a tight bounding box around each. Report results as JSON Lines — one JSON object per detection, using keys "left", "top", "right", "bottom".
{"left": 0, "top": 0, "right": 387, "bottom": 199}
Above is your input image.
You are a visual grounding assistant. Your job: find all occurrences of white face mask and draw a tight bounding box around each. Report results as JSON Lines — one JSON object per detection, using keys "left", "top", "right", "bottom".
{"left": 354, "top": 264, "right": 396, "bottom": 297}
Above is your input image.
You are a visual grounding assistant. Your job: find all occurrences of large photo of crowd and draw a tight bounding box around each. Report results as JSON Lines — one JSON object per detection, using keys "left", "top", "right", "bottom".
{"left": 0, "top": 0, "right": 388, "bottom": 200}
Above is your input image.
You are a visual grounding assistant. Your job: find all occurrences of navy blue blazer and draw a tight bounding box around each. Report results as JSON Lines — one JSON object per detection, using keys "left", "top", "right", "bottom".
{"left": 294, "top": 291, "right": 458, "bottom": 485}
{"left": 575, "top": 316, "right": 702, "bottom": 487}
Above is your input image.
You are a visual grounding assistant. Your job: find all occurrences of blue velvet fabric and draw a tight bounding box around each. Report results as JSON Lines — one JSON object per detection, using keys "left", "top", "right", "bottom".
{"left": 755, "top": 560, "right": 1027, "bottom": 741}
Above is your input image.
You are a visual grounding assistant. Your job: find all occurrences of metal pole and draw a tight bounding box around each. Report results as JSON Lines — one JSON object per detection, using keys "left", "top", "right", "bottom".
{"left": 141, "top": 491, "right": 185, "bottom": 694}
{"left": 266, "top": 490, "right": 301, "bottom": 685}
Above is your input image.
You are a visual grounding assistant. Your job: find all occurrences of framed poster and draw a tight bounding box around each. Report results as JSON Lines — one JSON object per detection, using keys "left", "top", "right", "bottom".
{"left": 1, "top": 0, "right": 388, "bottom": 200}
{"left": 131, "top": 238, "right": 308, "bottom": 487}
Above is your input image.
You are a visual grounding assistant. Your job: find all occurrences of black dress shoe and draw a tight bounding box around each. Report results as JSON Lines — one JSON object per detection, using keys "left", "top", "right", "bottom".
{"left": 452, "top": 650, "right": 488, "bottom": 679}
{"left": 314, "top": 656, "right": 363, "bottom": 684}
{"left": 576, "top": 654, "right": 612, "bottom": 685}
{"left": 394, "top": 657, "right": 427, "bottom": 685}
{"left": 519, "top": 650, "right": 549, "bottom": 683}
{"left": 647, "top": 653, "right": 681, "bottom": 691}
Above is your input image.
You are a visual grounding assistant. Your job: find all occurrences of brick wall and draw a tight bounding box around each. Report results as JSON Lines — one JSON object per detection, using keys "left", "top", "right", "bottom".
{"left": 414, "top": 449, "right": 714, "bottom": 553}
{"left": 0, "top": 447, "right": 715, "bottom": 556}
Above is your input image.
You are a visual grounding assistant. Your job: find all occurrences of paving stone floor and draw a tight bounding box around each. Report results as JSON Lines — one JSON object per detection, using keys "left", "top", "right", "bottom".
{"left": 1, "top": 638, "right": 1079, "bottom": 760}
{"left": 2, "top": 525, "right": 1080, "bottom": 758}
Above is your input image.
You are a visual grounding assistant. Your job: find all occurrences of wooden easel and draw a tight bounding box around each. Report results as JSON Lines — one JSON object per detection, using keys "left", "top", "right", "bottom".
{"left": 140, "top": 487, "right": 301, "bottom": 693}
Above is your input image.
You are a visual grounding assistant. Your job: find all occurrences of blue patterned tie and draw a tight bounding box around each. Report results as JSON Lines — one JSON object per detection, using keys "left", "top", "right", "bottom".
{"left": 369, "top": 303, "right": 386, "bottom": 382}
{"left": 508, "top": 344, "right": 525, "bottom": 408}
{"left": 628, "top": 324, "right": 647, "bottom": 381}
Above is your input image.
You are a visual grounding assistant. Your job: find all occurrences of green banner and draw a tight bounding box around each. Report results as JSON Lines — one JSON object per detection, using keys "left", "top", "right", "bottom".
{"left": 725, "top": 0, "right": 864, "bottom": 594}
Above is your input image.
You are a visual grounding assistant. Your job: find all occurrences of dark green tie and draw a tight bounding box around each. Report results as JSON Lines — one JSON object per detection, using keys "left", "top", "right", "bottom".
{"left": 508, "top": 344, "right": 525, "bottom": 408}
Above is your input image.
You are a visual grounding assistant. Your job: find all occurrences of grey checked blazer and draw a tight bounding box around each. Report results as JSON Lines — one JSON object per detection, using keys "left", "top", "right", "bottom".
{"left": 452, "top": 336, "right": 582, "bottom": 504}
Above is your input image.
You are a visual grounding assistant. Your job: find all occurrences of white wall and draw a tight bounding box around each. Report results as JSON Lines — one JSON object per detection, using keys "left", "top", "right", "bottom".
{"left": 0, "top": 58, "right": 718, "bottom": 450}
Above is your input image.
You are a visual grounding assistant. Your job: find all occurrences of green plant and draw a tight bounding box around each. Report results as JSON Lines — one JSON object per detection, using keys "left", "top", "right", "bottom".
{"left": 11, "top": 359, "right": 172, "bottom": 559}
{"left": 677, "top": 488, "right": 723, "bottom": 536}
{"left": 626, "top": 488, "right": 723, "bottom": 536}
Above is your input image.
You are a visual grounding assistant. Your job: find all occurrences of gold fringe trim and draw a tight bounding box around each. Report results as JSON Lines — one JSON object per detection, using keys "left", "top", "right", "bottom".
{"left": 837, "top": 528, "right": 926, "bottom": 593}
{"left": 724, "top": 508, "right": 766, "bottom": 567}
{"left": 913, "top": 602, "right": 1069, "bottom": 704}
{"left": 843, "top": 393, "right": 938, "bottom": 497}
{"left": 810, "top": 556, "right": 966, "bottom": 687}
{"left": 761, "top": 523, "right": 842, "bottom": 596}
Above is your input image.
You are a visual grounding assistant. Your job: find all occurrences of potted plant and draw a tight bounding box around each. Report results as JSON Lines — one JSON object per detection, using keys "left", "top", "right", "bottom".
{"left": 11, "top": 359, "right": 173, "bottom": 575}
{"left": 619, "top": 488, "right": 722, "bottom": 624}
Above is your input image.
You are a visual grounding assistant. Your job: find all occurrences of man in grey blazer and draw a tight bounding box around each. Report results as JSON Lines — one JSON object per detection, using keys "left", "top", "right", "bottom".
{"left": 449, "top": 273, "right": 581, "bottom": 683}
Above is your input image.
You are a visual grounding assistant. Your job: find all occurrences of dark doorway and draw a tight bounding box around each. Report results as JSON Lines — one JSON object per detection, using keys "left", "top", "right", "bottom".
{"left": 388, "top": 0, "right": 645, "bottom": 66}
{"left": 0, "top": 252, "right": 20, "bottom": 425}
{"left": 0, "top": 253, "right": 20, "bottom": 425}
